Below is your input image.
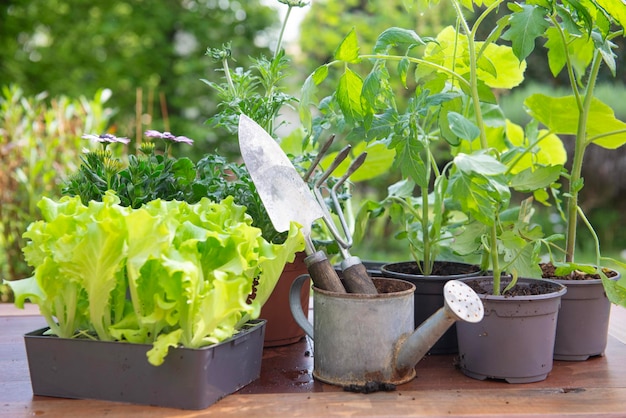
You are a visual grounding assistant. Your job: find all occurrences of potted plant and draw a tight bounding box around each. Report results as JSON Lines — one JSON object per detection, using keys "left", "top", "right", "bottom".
{"left": 300, "top": 43, "right": 484, "bottom": 353}
{"left": 202, "top": 0, "right": 393, "bottom": 343}
{"left": 299, "top": 0, "right": 576, "bottom": 381}
{"left": 201, "top": 0, "right": 312, "bottom": 347}
{"left": 6, "top": 131, "right": 304, "bottom": 409}
{"left": 518, "top": 0, "right": 626, "bottom": 360}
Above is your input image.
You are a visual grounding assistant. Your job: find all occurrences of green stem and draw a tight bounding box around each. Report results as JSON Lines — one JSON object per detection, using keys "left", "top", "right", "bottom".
{"left": 222, "top": 58, "right": 235, "bottom": 96}
{"left": 452, "top": 0, "right": 502, "bottom": 289}
{"left": 549, "top": 13, "right": 583, "bottom": 110}
{"left": 577, "top": 205, "right": 602, "bottom": 270}
{"left": 274, "top": 5, "right": 292, "bottom": 59}
{"left": 565, "top": 52, "right": 602, "bottom": 263}
{"left": 505, "top": 130, "right": 554, "bottom": 176}
{"left": 588, "top": 128, "right": 626, "bottom": 144}
{"left": 490, "top": 212, "right": 501, "bottom": 295}
{"left": 451, "top": 0, "right": 488, "bottom": 149}
{"left": 358, "top": 55, "right": 472, "bottom": 90}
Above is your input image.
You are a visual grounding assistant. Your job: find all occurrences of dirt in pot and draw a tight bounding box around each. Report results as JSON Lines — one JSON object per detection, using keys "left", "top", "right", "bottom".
{"left": 390, "top": 261, "right": 481, "bottom": 276}
{"left": 464, "top": 278, "right": 562, "bottom": 297}
{"left": 540, "top": 262, "right": 618, "bottom": 281}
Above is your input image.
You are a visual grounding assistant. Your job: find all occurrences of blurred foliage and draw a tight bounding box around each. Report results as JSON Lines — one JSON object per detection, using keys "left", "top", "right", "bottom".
{"left": 0, "top": 85, "right": 113, "bottom": 291}
{"left": 0, "top": 0, "right": 279, "bottom": 157}
{"left": 299, "top": 0, "right": 455, "bottom": 69}
{"left": 297, "top": 0, "right": 458, "bottom": 105}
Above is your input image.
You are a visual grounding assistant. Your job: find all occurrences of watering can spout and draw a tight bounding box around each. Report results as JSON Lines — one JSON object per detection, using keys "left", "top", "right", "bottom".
{"left": 396, "top": 280, "right": 484, "bottom": 372}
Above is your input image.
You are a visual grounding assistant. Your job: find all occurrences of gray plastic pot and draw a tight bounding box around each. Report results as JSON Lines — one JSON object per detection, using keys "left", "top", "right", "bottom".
{"left": 552, "top": 271, "right": 621, "bottom": 361}
{"left": 24, "top": 320, "right": 266, "bottom": 410}
{"left": 381, "top": 261, "right": 482, "bottom": 354}
{"left": 456, "top": 277, "right": 566, "bottom": 384}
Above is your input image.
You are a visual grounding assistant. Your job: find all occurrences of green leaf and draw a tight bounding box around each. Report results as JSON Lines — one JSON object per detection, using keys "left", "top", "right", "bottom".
{"left": 449, "top": 171, "right": 498, "bottom": 226}
{"left": 334, "top": 28, "right": 361, "bottom": 64}
{"left": 448, "top": 112, "right": 481, "bottom": 141}
{"left": 592, "top": 31, "right": 617, "bottom": 76}
{"left": 595, "top": 0, "right": 626, "bottom": 29}
{"left": 510, "top": 165, "right": 564, "bottom": 192}
{"left": 373, "top": 27, "right": 427, "bottom": 54}
{"left": 454, "top": 152, "right": 508, "bottom": 176}
{"left": 563, "top": 0, "right": 594, "bottom": 35}
{"left": 312, "top": 64, "right": 329, "bottom": 85}
{"left": 148, "top": 329, "right": 184, "bottom": 366}
{"left": 368, "top": 108, "right": 399, "bottom": 141}
{"left": 336, "top": 68, "right": 365, "bottom": 124}
{"left": 347, "top": 141, "right": 396, "bottom": 182}
{"left": 500, "top": 230, "right": 542, "bottom": 278}
{"left": 502, "top": 3, "right": 550, "bottom": 61}
{"left": 544, "top": 27, "right": 594, "bottom": 77}
{"left": 525, "top": 94, "right": 626, "bottom": 149}
{"left": 395, "top": 135, "right": 428, "bottom": 188}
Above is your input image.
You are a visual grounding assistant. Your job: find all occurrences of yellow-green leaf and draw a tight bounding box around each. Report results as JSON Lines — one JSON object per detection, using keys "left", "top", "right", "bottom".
{"left": 337, "top": 68, "right": 364, "bottom": 123}
{"left": 525, "top": 94, "right": 626, "bottom": 149}
{"left": 334, "top": 28, "right": 361, "bottom": 64}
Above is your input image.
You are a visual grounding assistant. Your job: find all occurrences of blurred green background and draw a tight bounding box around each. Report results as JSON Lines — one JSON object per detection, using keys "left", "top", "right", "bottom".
{"left": 2, "top": 0, "right": 625, "bottom": 301}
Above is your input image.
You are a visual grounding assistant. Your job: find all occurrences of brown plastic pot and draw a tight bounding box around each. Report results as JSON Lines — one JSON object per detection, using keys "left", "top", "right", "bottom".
{"left": 260, "top": 251, "right": 310, "bottom": 347}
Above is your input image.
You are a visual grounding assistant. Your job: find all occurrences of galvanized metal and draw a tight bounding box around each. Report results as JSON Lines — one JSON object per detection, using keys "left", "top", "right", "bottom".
{"left": 290, "top": 276, "right": 484, "bottom": 386}
{"left": 238, "top": 114, "right": 323, "bottom": 255}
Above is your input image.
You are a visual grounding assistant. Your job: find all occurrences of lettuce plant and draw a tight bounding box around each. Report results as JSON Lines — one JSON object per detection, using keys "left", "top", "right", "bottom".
{"left": 10, "top": 192, "right": 303, "bottom": 366}
{"left": 8, "top": 125, "right": 305, "bottom": 365}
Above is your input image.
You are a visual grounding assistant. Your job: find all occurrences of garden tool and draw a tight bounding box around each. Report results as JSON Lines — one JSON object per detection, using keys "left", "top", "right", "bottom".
{"left": 238, "top": 114, "right": 345, "bottom": 293}
{"left": 308, "top": 144, "right": 377, "bottom": 294}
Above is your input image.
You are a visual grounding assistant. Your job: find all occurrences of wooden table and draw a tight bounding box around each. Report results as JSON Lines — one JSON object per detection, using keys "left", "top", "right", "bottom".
{"left": 2, "top": 304, "right": 626, "bottom": 417}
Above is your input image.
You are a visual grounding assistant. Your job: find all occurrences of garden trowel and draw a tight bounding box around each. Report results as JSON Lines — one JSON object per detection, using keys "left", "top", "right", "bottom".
{"left": 238, "top": 114, "right": 375, "bottom": 294}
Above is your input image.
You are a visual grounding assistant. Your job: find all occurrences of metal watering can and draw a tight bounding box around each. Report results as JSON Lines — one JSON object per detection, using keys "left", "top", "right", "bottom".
{"left": 289, "top": 275, "right": 484, "bottom": 386}
{"left": 237, "top": 114, "right": 484, "bottom": 386}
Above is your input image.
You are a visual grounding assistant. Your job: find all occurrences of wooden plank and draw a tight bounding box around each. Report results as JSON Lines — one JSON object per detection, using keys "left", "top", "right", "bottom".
{"left": 1, "top": 388, "right": 626, "bottom": 418}
{"left": 1, "top": 312, "right": 625, "bottom": 417}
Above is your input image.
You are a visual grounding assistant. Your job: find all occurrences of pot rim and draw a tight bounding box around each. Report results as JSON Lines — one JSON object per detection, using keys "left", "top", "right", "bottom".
{"left": 313, "top": 277, "right": 416, "bottom": 299}
{"left": 458, "top": 276, "right": 567, "bottom": 302}
{"left": 380, "top": 260, "right": 482, "bottom": 280}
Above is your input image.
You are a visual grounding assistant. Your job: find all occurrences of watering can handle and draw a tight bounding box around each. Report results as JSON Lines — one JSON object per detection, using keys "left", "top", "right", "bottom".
{"left": 289, "top": 274, "right": 314, "bottom": 339}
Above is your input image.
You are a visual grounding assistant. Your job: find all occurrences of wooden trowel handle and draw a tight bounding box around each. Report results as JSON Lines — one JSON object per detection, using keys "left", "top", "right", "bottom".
{"left": 305, "top": 251, "right": 346, "bottom": 293}
{"left": 341, "top": 260, "right": 378, "bottom": 294}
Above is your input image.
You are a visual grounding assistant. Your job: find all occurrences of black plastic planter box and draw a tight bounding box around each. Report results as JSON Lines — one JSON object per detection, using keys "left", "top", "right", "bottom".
{"left": 24, "top": 319, "right": 266, "bottom": 410}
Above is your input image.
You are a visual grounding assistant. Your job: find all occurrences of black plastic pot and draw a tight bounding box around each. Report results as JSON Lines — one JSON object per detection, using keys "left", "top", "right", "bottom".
{"left": 381, "top": 261, "right": 482, "bottom": 354}
{"left": 24, "top": 320, "right": 266, "bottom": 410}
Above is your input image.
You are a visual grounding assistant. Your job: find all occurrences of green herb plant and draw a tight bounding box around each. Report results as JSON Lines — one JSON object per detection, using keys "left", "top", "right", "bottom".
{"left": 202, "top": 0, "right": 394, "bottom": 255}
{"left": 63, "top": 131, "right": 286, "bottom": 244}
{"left": 517, "top": 1, "right": 626, "bottom": 301}
{"left": 63, "top": 131, "right": 198, "bottom": 209}
{"left": 300, "top": 1, "right": 601, "bottom": 294}
{"left": 202, "top": 0, "right": 309, "bottom": 137}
